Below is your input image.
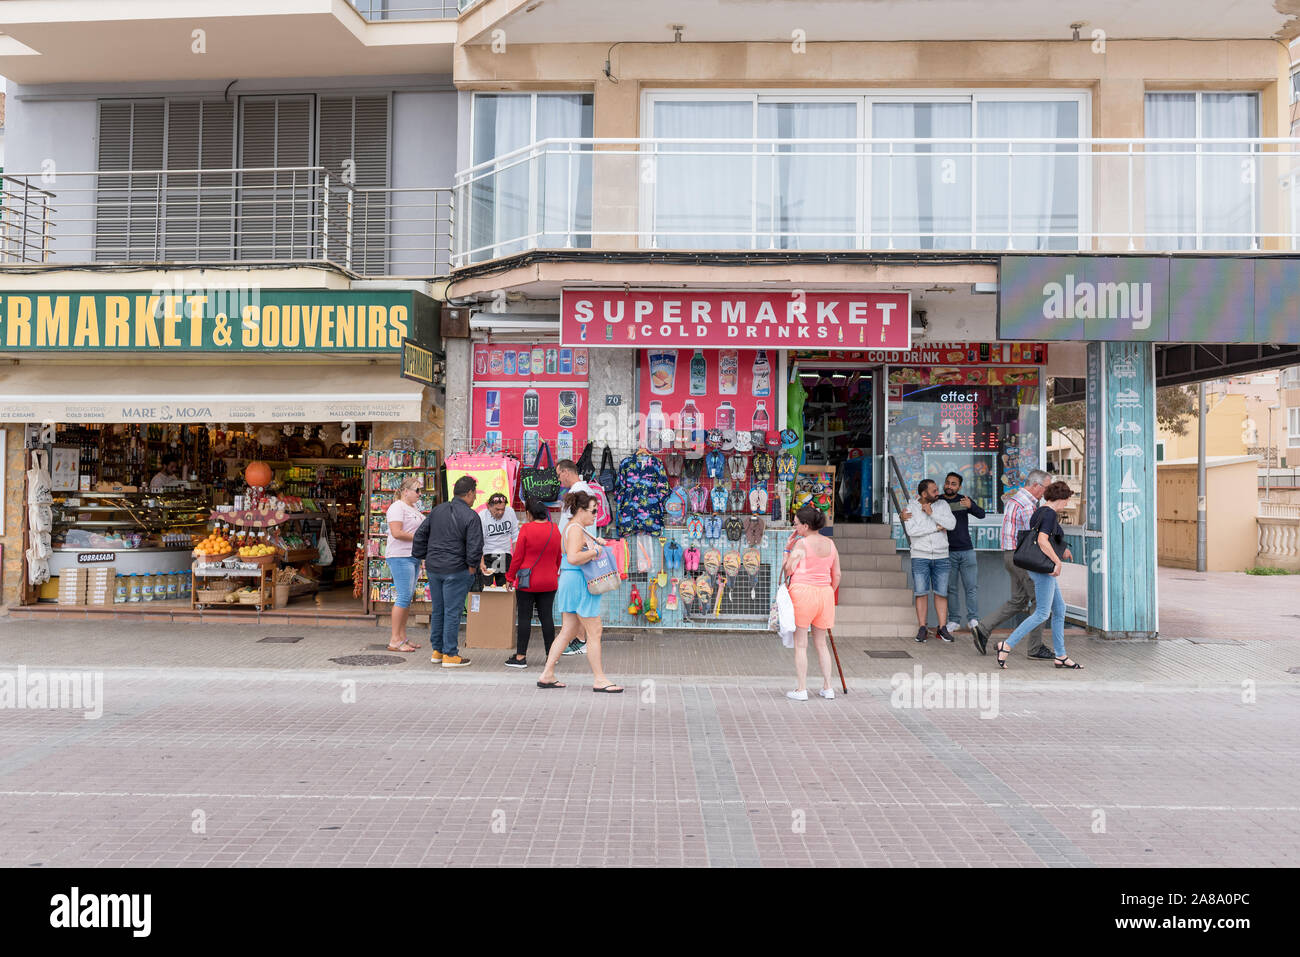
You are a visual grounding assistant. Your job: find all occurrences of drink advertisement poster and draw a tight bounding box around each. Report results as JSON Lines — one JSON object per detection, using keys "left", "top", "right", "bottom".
{"left": 637, "top": 348, "right": 775, "bottom": 449}
{"left": 471, "top": 343, "right": 589, "bottom": 465}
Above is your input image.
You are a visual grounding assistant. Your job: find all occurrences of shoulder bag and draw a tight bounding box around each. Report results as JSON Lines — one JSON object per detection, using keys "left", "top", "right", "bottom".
{"left": 1013, "top": 511, "right": 1057, "bottom": 575}
{"left": 575, "top": 442, "right": 596, "bottom": 481}
{"left": 577, "top": 528, "right": 621, "bottom": 595}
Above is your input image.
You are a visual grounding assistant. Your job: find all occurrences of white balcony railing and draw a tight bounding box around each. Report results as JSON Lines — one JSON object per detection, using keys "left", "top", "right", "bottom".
{"left": 349, "top": 1, "right": 463, "bottom": 19}
{"left": 0, "top": 168, "right": 453, "bottom": 278}
{"left": 451, "top": 136, "right": 1300, "bottom": 268}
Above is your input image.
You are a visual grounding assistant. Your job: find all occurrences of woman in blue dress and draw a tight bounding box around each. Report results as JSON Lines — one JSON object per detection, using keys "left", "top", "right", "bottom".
{"left": 537, "top": 490, "right": 624, "bottom": 693}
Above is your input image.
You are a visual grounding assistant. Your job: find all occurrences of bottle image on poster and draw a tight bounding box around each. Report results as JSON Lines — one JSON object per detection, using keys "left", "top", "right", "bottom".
{"left": 522, "top": 388, "right": 540, "bottom": 427}
{"left": 647, "top": 401, "right": 665, "bottom": 451}
{"left": 531, "top": 347, "right": 545, "bottom": 376}
{"left": 560, "top": 348, "right": 573, "bottom": 375}
{"left": 557, "top": 429, "right": 573, "bottom": 461}
{"left": 522, "top": 430, "right": 540, "bottom": 463}
{"left": 719, "top": 350, "right": 738, "bottom": 395}
{"left": 485, "top": 390, "right": 501, "bottom": 428}
{"left": 489, "top": 349, "right": 504, "bottom": 375}
{"left": 752, "top": 351, "right": 771, "bottom": 397}
{"left": 546, "top": 348, "right": 558, "bottom": 375}
{"left": 649, "top": 351, "right": 677, "bottom": 395}
{"left": 681, "top": 399, "right": 702, "bottom": 446}
{"left": 752, "top": 400, "right": 770, "bottom": 432}
{"left": 690, "top": 350, "right": 707, "bottom": 395}
{"left": 517, "top": 350, "right": 530, "bottom": 377}
{"left": 504, "top": 350, "right": 517, "bottom": 376}
{"left": 716, "top": 400, "right": 736, "bottom": 431}
{"left": 575, "top": 348, "right": 589, "bottom": 376}
{"left": 558, "top": 390, "right": 578, "bottom": 428}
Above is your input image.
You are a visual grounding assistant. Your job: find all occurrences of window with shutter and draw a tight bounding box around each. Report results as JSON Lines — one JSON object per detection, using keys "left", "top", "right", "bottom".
{"left": 162, "top": 101, "right": 235, "bottom": 260}
{"left": 238, "top": 96, "right": 316, "bottom": 261}
{"left": 95, "top": 100, "right": 164, "bottom": 261}
{"left": 318, "top": 95, "right": 390, "bottom": 273}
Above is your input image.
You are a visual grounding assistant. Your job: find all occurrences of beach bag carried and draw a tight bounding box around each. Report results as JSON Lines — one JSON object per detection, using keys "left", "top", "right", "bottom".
{"left": 518, "top": 442, "right": 562, "bottom": 505}
{"left": 1013, "top": 512, "right": 1057, "bottom": 575}
{"left": 579, "top": 531, "right": 621, "bottom": 595}
{"left": 768, "top": 578, "right": 796, "bottom": 648}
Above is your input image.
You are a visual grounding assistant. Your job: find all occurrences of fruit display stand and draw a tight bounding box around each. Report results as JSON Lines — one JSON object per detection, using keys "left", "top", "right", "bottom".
{"left": 191, "top": 560, "right": 273, "bottom": 610}
{"left": 210, "top": 505, "right": 322, "bottom": 602}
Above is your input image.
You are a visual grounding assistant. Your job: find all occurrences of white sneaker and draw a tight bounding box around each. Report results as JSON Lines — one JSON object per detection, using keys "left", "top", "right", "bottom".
{"left": 945, "top": 621, "right": 961, "bottom": 633}
{"left": 786, "top": 689, "right": 809, "bottom": 701}
{"left": 818, "top": 688, "right": 835, "bottom": 700}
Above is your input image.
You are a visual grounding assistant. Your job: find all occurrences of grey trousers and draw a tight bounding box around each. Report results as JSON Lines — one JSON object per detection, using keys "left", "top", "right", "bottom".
{"left": 984, "top": 550, "right": 1046, "bottom": 656}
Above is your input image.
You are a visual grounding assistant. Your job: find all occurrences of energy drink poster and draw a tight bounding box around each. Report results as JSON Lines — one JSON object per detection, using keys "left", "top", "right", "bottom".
{"left": 471, "top": 343, "right": 589, "bottom": 464}
{"left": 636, "top": 348, "right": 775, "bottom": 449}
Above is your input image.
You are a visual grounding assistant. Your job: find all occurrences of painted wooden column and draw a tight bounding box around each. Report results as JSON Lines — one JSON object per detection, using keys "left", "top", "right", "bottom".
{"left": 1085, "top": 341, "right": 1158, "bottom": 638}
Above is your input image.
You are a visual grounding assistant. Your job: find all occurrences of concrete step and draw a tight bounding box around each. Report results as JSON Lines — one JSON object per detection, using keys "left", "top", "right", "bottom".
{"left": 830, "top": 537, "right": 900, "bottom": 556}
{"left": 837, "top": 586, "right": 916, "bottom": 606}
{"left": 832, "top": 621, "right": 924, "bottom": 638}
{"left": 832, "top": 569, "right": 908, "bottom": 589}
{"left": 830, "top": 605, "right": 918, "bottom": 627}
{"left": 838, "top": 553, "right": 907, "bottom": 573}
{"left": 830, "top": 523, "right": 895, "bottom": 540}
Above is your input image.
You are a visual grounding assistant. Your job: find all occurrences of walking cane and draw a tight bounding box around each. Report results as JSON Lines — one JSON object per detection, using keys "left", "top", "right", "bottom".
{"left": 827, "top": 629, "right": 848, "bottom": 694}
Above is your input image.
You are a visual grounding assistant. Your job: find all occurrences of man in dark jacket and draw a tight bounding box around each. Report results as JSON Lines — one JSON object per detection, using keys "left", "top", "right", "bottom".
{"left": 413, "top": 475, "right": 483, "bottom": 668}
{"left": 940, "top": 472, "right": 986, "bottom": 646}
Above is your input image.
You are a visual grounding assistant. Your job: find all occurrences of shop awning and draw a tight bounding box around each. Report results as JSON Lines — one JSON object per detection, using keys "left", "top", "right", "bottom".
{"left": 0, "top": 364, "right": 425, "bottom": 423}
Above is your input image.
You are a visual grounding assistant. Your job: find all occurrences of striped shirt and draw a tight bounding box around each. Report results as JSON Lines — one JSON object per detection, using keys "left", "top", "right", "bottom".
{"left": 1000, "top": 487, "right": 1039, "bottom": 551}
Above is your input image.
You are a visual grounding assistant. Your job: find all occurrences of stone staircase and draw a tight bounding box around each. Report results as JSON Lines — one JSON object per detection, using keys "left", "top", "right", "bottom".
{"left": 831, "top": 523, "right": 915, "bottom": 638}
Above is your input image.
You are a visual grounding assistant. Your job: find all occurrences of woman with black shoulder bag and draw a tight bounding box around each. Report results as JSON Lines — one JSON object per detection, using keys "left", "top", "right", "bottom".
{"left": 996, "top": 481, "right": 1082, "bottom": 671}
{"left": 504, "top": 498, "right": 563, "bottom": 669}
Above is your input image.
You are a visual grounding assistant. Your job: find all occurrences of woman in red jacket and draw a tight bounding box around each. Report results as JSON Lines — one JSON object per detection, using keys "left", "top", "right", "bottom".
{"left": 504, "top": 497, "right": 563, "bottom": 668}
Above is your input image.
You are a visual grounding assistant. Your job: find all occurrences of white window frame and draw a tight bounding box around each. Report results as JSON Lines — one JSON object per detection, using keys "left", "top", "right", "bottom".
{"left": 1143, "top": 90, "right": 1262, "bottom": 250}
{"left": 1288, "top": 407, "right": 1300, "bottom": 448}
{"left": 638, "top": 88, "right": 1091, "bottom": 251}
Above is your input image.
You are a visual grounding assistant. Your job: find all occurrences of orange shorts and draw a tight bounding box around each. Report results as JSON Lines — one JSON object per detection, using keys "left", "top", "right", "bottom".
{"left": 788, "top": 583, "right": 835, "bottom": 630}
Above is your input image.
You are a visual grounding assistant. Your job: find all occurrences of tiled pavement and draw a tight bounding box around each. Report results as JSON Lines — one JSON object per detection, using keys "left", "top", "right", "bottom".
{"left": 1, "top": 618, "right": 1299, "bottom": 867}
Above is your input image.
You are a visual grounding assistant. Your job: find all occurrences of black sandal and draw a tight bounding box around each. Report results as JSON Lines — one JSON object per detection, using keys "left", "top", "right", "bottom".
{"left": 1054, "top": 657, "right": 1083, "bottom": 670}
{"left": 995, "top": 641, "right": 1010, "bottom": 669}
{"left": 536, "top": 679, "right": 566, "bottom": 688}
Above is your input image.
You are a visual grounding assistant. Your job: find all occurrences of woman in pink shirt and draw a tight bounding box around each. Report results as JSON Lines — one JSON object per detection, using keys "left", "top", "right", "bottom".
{"left": 385, "top": 476, "right": 427, "bottom": 652}
{"left": 781, "top": 504, "right": 842, "bottom": 701}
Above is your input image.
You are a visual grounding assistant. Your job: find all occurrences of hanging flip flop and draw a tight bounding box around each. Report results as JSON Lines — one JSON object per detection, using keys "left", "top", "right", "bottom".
{"left": 743, "top": 548, "right": 762, "bottom": 599}
{"left": 722, "top": 550, "right": 741, "bottom": 578}
{"left": 694, "top": 574, "right": 713, "bottom": 614}
{"left": 702, "top": 548, "right": 722, "bottom": 577}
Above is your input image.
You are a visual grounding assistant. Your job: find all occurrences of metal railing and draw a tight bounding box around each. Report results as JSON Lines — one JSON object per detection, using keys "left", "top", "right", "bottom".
{"left": 452, "top": 135, "right": 1300, "bottom": 267}
{"left": 0, "top": 167, "right": 454, "bottom": 277}
{"left": 348, "top": 1, "right": 463, "bottom": 19}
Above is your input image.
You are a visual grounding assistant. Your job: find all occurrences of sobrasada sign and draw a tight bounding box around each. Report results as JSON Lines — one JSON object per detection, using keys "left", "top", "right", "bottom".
{"left": 0, "top": 290, "right": 428, "bottom": 352}
{"left": 561, "top": 290, "right": 911, "bottom": 350}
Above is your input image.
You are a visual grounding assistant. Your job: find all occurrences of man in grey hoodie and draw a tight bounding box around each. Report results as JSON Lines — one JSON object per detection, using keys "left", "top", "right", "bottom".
{"left": 901, "top": 478, "right": 956, "bottom": 644}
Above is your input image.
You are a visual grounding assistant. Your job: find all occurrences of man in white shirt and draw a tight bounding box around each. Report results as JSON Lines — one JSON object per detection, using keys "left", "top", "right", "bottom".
{"left": 900, "top": 478, "right": 957, "bottom": 644}
{"left": 477, "top": 493, "right": 519, "bottom": 589}
{"left": 149, "top": 455, "right": 185, "bottom": 491}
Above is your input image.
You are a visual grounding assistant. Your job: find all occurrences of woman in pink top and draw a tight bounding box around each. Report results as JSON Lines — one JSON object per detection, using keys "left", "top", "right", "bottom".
{"left": 781, "top": 504, "right": 842, "bottom": 701}
{"left": 385, "top": 476, "right": 427, "bottom": 652}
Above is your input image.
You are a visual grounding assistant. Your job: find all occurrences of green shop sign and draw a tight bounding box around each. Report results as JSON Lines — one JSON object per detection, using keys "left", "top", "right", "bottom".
{"left": 0, "top": 289, "right": 439, "bottom": 352}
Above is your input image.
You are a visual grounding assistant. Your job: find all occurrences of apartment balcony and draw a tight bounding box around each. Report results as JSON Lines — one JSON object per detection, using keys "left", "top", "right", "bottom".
{"left": 451, "top": 136, "right": 1300, "bottom": 268}
{"left": 0, "top": 167, "right": 453, "bottom": 278}
{"left": 0, "top": 1, "right": 457, "bottom": 85}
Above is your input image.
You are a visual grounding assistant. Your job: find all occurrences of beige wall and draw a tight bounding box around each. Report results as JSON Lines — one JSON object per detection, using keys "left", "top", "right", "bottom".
{"left": 2, "top": 424, "right": 28, "bottom": 611}
{"left": 1158, "top": 459, "right": 1260, "bottom": 571}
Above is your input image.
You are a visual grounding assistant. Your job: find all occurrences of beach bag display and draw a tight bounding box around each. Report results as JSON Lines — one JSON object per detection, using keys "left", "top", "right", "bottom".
{"left": 580, "top": 532, "right": 621, "bottom": 595}
{"left": 445, "top": 450, "right": 518, "bottom": 512}
{"left": 588, "top": 483, "right": 613, "bottom": 528}
{"left": 26, "top": 450, "right": 53, "bottom": 505}
{"left": 597, "top": 446, "right": 617, "bottom": 493}
{"left": 518, "top": 441, "right": 562, "bottom": 504}
{"left": 575, "top": 442, "right": 596, "bottom": 482}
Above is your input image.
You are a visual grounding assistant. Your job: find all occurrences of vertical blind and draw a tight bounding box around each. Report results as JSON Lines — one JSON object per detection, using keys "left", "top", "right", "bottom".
{"left": 95, "top": 94, "right": 390, "bottom": 265}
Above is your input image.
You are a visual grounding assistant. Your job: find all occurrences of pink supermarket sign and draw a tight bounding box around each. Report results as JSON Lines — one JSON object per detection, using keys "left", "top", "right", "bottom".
{"left": 560, "top": 289, "right": 911, "bottom": 350}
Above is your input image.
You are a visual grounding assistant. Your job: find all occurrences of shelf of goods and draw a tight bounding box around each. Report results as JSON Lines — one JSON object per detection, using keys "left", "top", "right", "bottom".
{"left": 362, "top": 451, "right": 441, "bottom": 612}
{"left": 49, "top": 490, "right": 208, "bottom": 576}
{"left": 191, "top": 560, "right": 273, "bottom": 610}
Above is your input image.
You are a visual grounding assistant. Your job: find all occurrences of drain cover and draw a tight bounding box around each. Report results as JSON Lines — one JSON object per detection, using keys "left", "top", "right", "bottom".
{"left": 328, "top": 654, "right": 406, "bottom": 666}
{"left": 259, "top": 636, "right": 304, "bottom": 643}
{"left": 865, "top": 650, "right": 912, "bottom": 659}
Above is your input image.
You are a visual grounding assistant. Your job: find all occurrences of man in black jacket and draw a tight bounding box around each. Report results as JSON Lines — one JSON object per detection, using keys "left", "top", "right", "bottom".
{"left": 940, "top": 472, "right": 987, "bottom": 648}
{"left": 413, "top": 475, "right": 483, "bottom": 668}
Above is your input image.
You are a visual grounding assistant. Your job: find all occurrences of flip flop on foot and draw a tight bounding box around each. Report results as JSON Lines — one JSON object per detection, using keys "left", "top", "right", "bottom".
{"left": 536, "top": 679, "right": 566, "bottom": 688}
{"left": 592, "top": 683, "right": 624, "bottom": 693}
{"left": 387, "top": 641, "right": 418, "bottom": 653}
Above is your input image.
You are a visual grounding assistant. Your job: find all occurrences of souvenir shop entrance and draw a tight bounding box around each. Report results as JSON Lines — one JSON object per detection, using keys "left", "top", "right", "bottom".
{"left": 788, "top": 356, "right": 881, "bottom": 523}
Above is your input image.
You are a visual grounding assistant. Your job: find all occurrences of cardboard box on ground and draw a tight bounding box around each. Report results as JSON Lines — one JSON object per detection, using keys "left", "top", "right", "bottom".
{"left": 465, "top": 588, "right": 515, "bottom": 649}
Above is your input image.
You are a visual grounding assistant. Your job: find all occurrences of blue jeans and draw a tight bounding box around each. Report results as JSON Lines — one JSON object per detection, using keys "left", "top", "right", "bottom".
{"left": 945, "top": 549, "right": 979, "bottom": 623}
{"left": 910, "top": 557, "right": 950, "bottom": 596}
{"left": 427, "top": 569, "right": 473, "bottom": 656}
{"left": 1004, "top": 570, "right": 1066, "bottom": 657}
{"left": 387, "top": 557, "right": 421, "bottom": 609}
